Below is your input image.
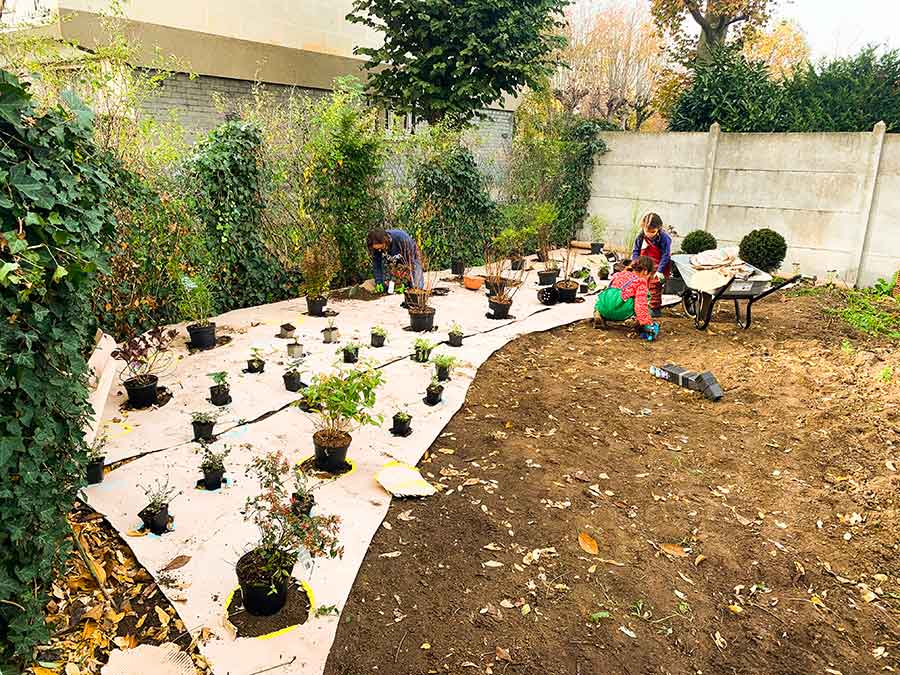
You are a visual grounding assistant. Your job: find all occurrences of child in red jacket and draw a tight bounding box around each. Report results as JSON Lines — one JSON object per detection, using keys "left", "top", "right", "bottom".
{"left": 593, "top": 256, "right": 657, "bottom": 337}
{"left": 631, "top": 213, "right": 671, "bottom": 318}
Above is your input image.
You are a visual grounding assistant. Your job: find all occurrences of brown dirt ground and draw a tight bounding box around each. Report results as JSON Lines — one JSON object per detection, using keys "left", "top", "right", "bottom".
{"left": 325, "top": 289, "right": 900, "bottom": 675}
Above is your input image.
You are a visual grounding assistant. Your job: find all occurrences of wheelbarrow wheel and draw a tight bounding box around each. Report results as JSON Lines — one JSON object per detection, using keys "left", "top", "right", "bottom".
{"left": 682, "top": 289, "right": 698, "bottom": 317}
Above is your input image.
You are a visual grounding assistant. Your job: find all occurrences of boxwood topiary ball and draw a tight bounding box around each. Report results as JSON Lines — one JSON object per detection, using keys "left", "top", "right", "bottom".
{"left": 739, "top": 228, "right": 787, "bottom": 273}
{"left": 681, "top": 230, "right": 718, "bottom": 255}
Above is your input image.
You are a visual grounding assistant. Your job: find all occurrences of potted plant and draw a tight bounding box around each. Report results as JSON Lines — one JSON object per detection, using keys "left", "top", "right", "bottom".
{"left": 300, "top": 237, "right": 339, "bottom": 317}
{"left": 432, "top": 354, "right": 457, "bottom": 382}
{"left": 290, "top": 465, "right": 317, "bottom": 517}
{"left": 179, "top": 274, "right": 217, "bottom": 350}
{"left": 537, "top": 257, "right": 560, "bottom": 286}
{"left": 279, "top": 323, "right": 296, "bottom": 339}
{"left": 322, "top": 318, "right": 340, "bottom": 344}
{"left": 493, "top": 214, "right": 536, "bottom": 272}
{"left": 405, "top": 242, "right": 439, "bottom": 332}
{"left": 371, "top": 325, "right": 387, "bottom": 348}
{"left": 485, "top": 247, "right": 528, "bottom": 319}
{"left": 86, "top": 434, "right": 107, "bottom": 485}
{"left": 191, "top": 410, "right": 218, "bottom": 442}
{"left": 199, "top": 444, "right": 229, "bottom": 490}
{"left": 425, "top": 376, "right": 444, "bottom": 406}
{"left": 413, "top": 337, "right": 436, "bottom": 363}
{"left": 283, "top": 358, "right": 306, "bottom": 392}
{"left": 390, "top": 411, "right": 412, "bottom": 437}
{"left": 451, "top": 258, "right": 465, "bottom": 276}
{"left": 111, "top": 327, "right": 179, "bottom": 408}
{"left": 239, "top": 452, "right": 342, "bottom": 616}
{"left": 339, "top": 341, "right": 362, "bottom": 364}
{"left": 301, "top": 365, "right": 384, "bottom": 473}
{"left": 587, "top": 215, "right": 607, "bottom": 254}
{"left": 554, "top": 246, "right": 580, "bottom": 302}
{"left": 247, "top": 347, "right": 265, "bottom": 373}
{"left": 138, "top": 478, "right": 179, "bottom": 535}
{"left": 209, "top": 371, "right": 232, "bottom": 406}
{"left": 448, "top": 322, "right": 464, "bottom": 347}
{"left": 287, "top": 338, "right": 304, "bottom": 358}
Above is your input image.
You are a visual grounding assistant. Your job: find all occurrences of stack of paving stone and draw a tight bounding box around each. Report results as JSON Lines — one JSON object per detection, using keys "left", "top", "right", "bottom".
{"left": 652, "top": 364, "right": 724, "bottom": 402}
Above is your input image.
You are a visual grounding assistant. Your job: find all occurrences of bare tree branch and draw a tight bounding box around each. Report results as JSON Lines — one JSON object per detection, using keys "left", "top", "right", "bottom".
{"left": 684, "top": 0, "right": 711, "bottom": 30}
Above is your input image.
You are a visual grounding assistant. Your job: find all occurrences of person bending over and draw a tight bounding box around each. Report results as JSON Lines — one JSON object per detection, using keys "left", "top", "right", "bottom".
{"left": 631, "top": 213, "right": 671, "bottom": 318}
{"left": 367, "top": 228, "right": 424, "bottom": 291}
{"left": 593, "top": 256, "right": 659, "bottom": 339}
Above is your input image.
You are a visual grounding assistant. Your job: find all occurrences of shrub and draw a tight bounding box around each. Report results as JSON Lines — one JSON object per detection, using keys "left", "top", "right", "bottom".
{"left": 681, "top": 230, "right": 718, "bottom": 255}
{"left": 299, "top": 236, "right": 340, "bottom": 299}
{"left": 739, "top": 228, "right": 787, "bottom": 272}
{"left": 0, "top": 71, "right": 118, "bottom": 660}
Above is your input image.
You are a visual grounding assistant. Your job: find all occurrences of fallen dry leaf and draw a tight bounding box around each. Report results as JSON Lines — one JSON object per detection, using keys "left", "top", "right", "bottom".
{"left": 160, "top": 554, "right": 191, "bottom": 572}
{"left": 380, "top": 551, "right": 402, "bottom": 558}
{"left": 155, "top": 605, "right": 171, "bottom": 626}
{"left": 496, "top": 646, "right": 512, "bottom": 662}
{"left": 578, "top": 532, "right": 599, "bottom": 556}
{"left": 482, "top": 560, "right": 504, "bottom": 568}
{"left": 660, "top": 543, "right": 688, "bottom": 558}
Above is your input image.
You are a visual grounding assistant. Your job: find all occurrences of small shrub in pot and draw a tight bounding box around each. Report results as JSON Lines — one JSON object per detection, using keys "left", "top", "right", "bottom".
{"left": 321, "top": 319, "right": 340, "bottom": 344}
{"left": 413, "top": 337, "right": 436, "bottom": 363}
{"left": 283, "top": 358, "right": 306, "bottom": 392}
{"left": 239, "top": 452, "right": 342, "bottom": 616}
{"left": 86, "top": 434, "right": 107, "bottom": 485}
{"left": 138, "top": 478, "right": 179, "bottom": 535}
{"left": 199, "top": 444, "right": 229, "bottom": 490}
{"left": 431, "top": 354, "right": 457, "bottom": 382}
{"left": 111, "top": 327, "right": 178, "bottom": 408}
{"left": 681, "top": 230, "right": 717, "bottom": 255}
{"left": 208, "top": 371, "right": 232, "bottom": 406}
{"left": 191, "top": 410, "right": 218, "bottom": 442}
{"left": 179, "top": 274, "right": 217, "bottom": 350}
{"left": 448, "top": 322, "right": 463, "bottom": 347}
{"left": 391, "top": 411, "right": 412, "bottom": 436}
{"left": 425, "top": 376, "right": 444, "bottom": 406}
{"left": 247, "top": 347, "right": 265, "bottom": 373}
{"left": 300, "top": 237, "right": 339, "bottom": 317}
{"left": 339, "top": 341, "right": 362, "bottom": 364}
{"left": 301, "top": 364, "right": 384, "bottom": 473}
{"left": 370, "top": 325, "right": 387, "bottom": 348}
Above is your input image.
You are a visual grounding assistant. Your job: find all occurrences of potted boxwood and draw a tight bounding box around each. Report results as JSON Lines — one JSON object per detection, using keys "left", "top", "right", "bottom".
{"left": 138, "top": 478, "right": 179, "bottom": 536}
{"left": 301, "top": 364, "right": 384, "bottom": 473}
{"left": 300, "top": 237, "right": 339, "bottom": 317}
{"left": 209, "top": 371, "right": 232, "bottom": 406}
{"left": 239, "top": 452, "right": 342, "bottom": 616}
{"left": 339, "top": 341, "right": 362, "bottom": 364}
{"left": 413, "top": 337, "right": 436, "bottom": 363}
{"left": 432, "top": 354, "right": 457, "bottom": 382}
{"left": 390, "top": 411, "right": 412, "bottom": 437}
{"left": 179, "top": 274, "right": 217, "bottom": 350}
{"left": 425, "top": 376, "right": 444, "bottom": 406}
{"left": 322, "top": 318, "right": 340, "bottom": 344}
{"left": 111, "top": 327, "right": 178, "bottom": 408}
{"left": 86, "top": 434, "right": 107, "bottom": 485}
{"left": 199, "top": 444, "right": 229, "bottom": 491}
{"left": 191, "top": 410, "right": 217, "bottom": 442}
{"left": 283, "top": 358, "right": 306, "bottom": 392}
{"left": 371, "top": 325, "right": 387, "bottom": 348}
{"left": 448, "top": 322, "right": 464, "bottom": 347}
{"left": 247, "top": 347, "right": 265, "bottom": 373}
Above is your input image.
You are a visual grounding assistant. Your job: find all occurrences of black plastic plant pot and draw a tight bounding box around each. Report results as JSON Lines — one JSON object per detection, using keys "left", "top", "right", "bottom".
{"left": 192, "top": 420, "right": 215, "bottom": 442}
{"left": 425, "top": 385, "right": 444, "bottom": 406}
{"left": 343, "top": 348, "right": 359, "bottom": 364}
{"left": 203, "top": 469, "right": 225, "bottom": 491}
{"left": 247, "top": 359, "right": 265, "bottom": 374}
{"left": 448, "top": 332, "right": 463, "bottom": 347}
{"left": 391, "top": 414, "right": 412, "bottom": 436}
{"left": 488, "top": 299, "right": 512, "bottom": 319}
{"left": 187, "top": 322, "right": 217, "bottom": 350}
{"left": 236, "top": 550, "right": 289, "bottom": 616}
{"left": 371, "top": 333, "right": 386, "bottom": 348}
{"left": 537, "top": 269, "right": 560, "bottom": 286}
{"left": 307, "top": 296, "right": 327, "bottom": 317}
{"left": 580, "top": 283, "right": 589, "bottom": 293}
{"left": 511, "top": 258, "right": 525, "bottom": 271}
{"left": 591, "top": 242, "right": 605, "bottom": 255}
{"left": 86, "top": 457, "right": 105, "bottom": 485}
{"left": 313, "top": 430, "right": 352, "bottom": 473}
{"left": 436, "top": 365, "right": 450, "bottom": 382}
{"left": 124, "top": 375, "right": 159, "bottom": 408}
{"left": 451, "top": 259, "right": 465, "bottom": 276}
{"left": 210, "top": 385, "right": 232, "bottom": 407}
{"left": 283, "top": 372, "right": 305, "bottom": 393}
{"left": 138, "top": 504, "right": 169, "bottom": 535}
{"left": 409, "top": 307, "right": 436, "bottom": 333}
{"left": 291, "top": 492, "right": 315, "bottom": 517}
{"left": 598, "top": 268, "right": 610, "bottom": 281}
{"left": 555, "top": 281, "right": 578, "bottom": 303}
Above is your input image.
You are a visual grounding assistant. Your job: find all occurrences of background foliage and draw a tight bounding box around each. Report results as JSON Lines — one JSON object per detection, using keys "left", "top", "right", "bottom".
{"left": 0, "top": 71, "right": 118, "bottom": 659}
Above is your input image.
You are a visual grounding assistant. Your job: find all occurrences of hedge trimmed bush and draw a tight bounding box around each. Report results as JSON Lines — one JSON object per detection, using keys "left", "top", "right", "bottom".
{"left": 0, "top": 71, "right": 118, "bottom": 660}
{"left": 681, "top": 230, "right": 718, "bottom": 255}
{"left": 739, "top": 228, "right": 787, "bottom": 272}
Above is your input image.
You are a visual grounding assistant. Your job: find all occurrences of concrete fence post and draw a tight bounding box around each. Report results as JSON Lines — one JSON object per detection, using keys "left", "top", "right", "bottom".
{"left": 698, "top": 122, "right": 720, "bottom": 232}
{"left": 852, "top": 120, "right": 887, "bottom": 288}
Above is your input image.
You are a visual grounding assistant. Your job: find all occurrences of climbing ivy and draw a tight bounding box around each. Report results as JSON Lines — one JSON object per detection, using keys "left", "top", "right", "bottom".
{"left": 0, "top": 71, "right": 118, "bottom": 660}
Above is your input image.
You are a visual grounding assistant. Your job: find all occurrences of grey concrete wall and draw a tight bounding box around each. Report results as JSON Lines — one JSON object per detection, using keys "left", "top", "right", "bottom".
{"left": 584, "top": 124, "right": 900, "bottom": 287}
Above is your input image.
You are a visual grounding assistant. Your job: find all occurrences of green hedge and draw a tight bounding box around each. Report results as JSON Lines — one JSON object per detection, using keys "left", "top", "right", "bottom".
{"left": 0, "top": 71, "right": 118, "bottom": 660}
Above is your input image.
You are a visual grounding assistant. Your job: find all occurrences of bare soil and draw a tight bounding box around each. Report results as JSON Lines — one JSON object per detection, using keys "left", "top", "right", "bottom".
{"left": 326, "top": 290, "right": 900, "bottom": 675}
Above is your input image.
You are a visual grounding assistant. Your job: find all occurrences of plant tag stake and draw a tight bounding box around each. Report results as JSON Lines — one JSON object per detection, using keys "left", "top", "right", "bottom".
{"left": 388, "top": 281, "right": 395, "bottom": 294}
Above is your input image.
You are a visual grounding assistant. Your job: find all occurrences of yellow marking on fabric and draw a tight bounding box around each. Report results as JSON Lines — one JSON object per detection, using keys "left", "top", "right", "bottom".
{"left": 223, "top": 581, "right": 316, "bottom": 641}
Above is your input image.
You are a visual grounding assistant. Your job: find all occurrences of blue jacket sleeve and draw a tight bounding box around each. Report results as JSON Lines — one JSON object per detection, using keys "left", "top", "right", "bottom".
{"left": 372, "top": 251, "right": 384, "bottom": 285}
{"left": 632, "top": 233, "right": 643, "bottom": 260}
{"left": 657, "top": 232, "right": 672, "bottom": 273}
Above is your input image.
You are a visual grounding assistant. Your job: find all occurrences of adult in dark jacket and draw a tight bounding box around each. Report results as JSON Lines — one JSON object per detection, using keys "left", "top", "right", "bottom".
{"left": 367, "top": 228, "right": 424, "bottom": 290}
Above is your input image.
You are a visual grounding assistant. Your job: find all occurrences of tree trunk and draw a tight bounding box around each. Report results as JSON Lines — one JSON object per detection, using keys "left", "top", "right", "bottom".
{"left": 696, "top": 15, "right": 730, "bottom": 63}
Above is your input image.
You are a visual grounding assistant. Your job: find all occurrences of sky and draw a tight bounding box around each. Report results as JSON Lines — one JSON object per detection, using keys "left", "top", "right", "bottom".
{"left": 772, "top": 0, "right": 900, "bottom": 59}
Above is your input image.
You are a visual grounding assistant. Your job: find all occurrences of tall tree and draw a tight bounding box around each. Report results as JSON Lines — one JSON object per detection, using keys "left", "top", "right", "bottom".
{"left": 347, "top": 0, "right": 568, "bottom": 126}
{"left": 651, "top": 0, "right": 776, "bottom": 63}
